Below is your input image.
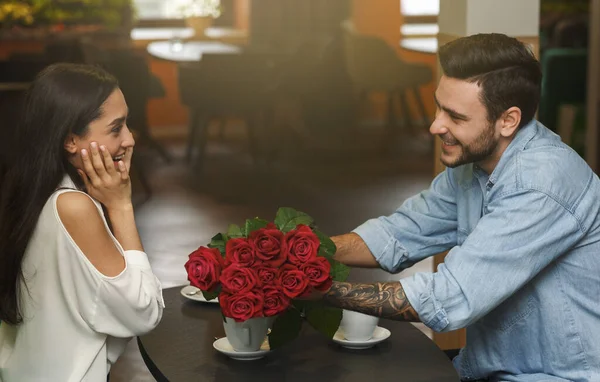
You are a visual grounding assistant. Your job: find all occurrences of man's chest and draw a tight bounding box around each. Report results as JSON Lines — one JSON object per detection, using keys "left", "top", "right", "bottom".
{"left": 456, "top": 176, "right": 489, "bottom": 241}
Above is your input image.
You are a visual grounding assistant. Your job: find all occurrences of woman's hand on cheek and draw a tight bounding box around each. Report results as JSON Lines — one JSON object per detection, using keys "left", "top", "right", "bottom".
{"left": 123, "top": 146, "right": 133, "bottom": 173}
{"left": 77, "top": 142, "right": 132, "bottom": 211}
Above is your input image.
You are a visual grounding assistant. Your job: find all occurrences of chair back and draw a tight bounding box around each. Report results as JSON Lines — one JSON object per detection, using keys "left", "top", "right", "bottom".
{"left": 539, "top": 48, "right": 588, "bottom": 131}
{"left": 341, "top": 21, "right": 407, "bottom": 91}
{"left": 178, "top": 53, "right": 276, "bottom": 115}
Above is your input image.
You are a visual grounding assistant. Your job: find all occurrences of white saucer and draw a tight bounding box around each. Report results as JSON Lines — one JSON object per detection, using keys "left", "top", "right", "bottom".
{"left": 332, "top": 326, "right": 391, "bottom": 349}
{"left": 213, "top": 337, "right": 271, "bottom": 361}
{"left": 180, "top": 285, "right": 219, "bottom": 304}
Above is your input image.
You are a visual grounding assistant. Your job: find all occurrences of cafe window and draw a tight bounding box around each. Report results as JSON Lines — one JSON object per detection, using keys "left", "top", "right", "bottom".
{"left": 401, "top": 0, "right": 439, "bottom": 16}
{"left": 133, "top": 0, "right": 172, "bottom": 19}
{"left": 401, "top": 0, "right": 439, "bottom": 23}
{"left": 132, "top": 0, "right": 235, "bottom": 25}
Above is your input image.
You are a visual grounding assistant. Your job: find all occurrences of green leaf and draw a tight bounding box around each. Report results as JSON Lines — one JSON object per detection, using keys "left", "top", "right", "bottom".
{"left": 315, "top": 230, "right": 336, "bottom": 260}
{"left": 227, "top": 224, "right": 244, "bottom": 238}
{"left": 268, "top": 308, "right": 303, "bottom": 350}
{"left": 290, "top": 299, "right": 310, "bottom": 312}
{"left": 208, "top": 233, "right": 229, "bottom": 257}
{"left": 330, "top": 260, "right": 351, "bottom": 282}
{"left": 306, "top": 305, "right": 343, "bottom": 339}
{"left": 274, "top": 207, "right": 314, "bottom": 233}
{"left": 245, "top": 218, "right": 270, "bottom": 235}
{"left": 202, "top": 290, "right": 219, "bottom": 302}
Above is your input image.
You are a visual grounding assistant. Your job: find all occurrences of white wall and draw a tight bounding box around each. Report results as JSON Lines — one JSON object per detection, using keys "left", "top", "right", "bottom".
{"left": 439, "top": 0, "right": 468, "bottom": 36}
{"left": 439, "top": 0, "right": 540, "bottom": 37}
{"left": 466, "top": 0, "right": 539, "bottom": 36}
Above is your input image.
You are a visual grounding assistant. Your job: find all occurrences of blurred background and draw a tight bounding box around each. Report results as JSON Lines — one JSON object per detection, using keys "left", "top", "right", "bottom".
{"left": 0, "top": 0, "right": 597, "bottom": 380}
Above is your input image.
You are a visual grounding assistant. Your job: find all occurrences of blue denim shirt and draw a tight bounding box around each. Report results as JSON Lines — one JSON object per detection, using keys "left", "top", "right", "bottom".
{"left": 353, "top": 120, "right": 600, "bottom": 381}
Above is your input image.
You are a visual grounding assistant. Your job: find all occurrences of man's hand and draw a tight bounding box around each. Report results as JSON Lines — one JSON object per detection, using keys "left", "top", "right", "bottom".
{"left": 332, "top": 233, "right": 380, "bottom": 268}
{"left": 322, "top": 281, "right": 420, "bottom": 322}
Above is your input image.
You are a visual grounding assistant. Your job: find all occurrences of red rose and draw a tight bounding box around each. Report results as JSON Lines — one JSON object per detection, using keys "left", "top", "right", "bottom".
{"left": 263, "top": 285, "right": 290, "bottom": 316}
{"left": 285, "top": 224, "right": 319, "bottom": 265}
{"left": 249, "top": 226, "right": 287, "bottom": 267}
{"left": 220, "top": 264, "right": 261, "bottom": 293}
{"left": 256, "top": 265, "right": 279, "bottom": 286}
{"left": 225, "top": 238, "right": 257, "bottom": 267}
{"left": 184, "top": 247, "right": 225, "bottom": 292}
{"left": 219, "top": 290, "right": 264, "bottom": 322}
{"left": 301, "top": 257, "right": 333, "bottom": 292}
{"left": 279, "top": 264, "right": 310, "bottom": 298}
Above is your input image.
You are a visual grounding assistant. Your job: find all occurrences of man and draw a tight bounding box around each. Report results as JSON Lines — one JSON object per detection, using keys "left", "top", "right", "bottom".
{"left": 321, "top": 33, "right": 600, "bottom": 381}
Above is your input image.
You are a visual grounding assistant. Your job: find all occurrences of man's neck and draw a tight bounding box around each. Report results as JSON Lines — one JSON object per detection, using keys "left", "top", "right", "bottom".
{"left": 476, "top": 138, "right": 513, "bottom": 175}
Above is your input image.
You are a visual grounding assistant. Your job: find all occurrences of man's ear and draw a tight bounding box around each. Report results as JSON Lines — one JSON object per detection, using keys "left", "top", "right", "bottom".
{"left": 499, "top": 106, "right": 521, "bottom": 138}
{"left": 64, "top": 134, "right": 79, "bottom": 155}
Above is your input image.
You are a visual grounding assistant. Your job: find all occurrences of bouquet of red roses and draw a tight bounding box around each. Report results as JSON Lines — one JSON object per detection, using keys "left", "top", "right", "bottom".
{"left": 184, "top": 208, "right": 349, "bottom": 348}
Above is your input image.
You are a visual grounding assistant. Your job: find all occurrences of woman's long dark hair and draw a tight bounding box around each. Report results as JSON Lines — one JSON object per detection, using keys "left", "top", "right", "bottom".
{"left": 0, "top": 63, "right": 118, "bottom": 325}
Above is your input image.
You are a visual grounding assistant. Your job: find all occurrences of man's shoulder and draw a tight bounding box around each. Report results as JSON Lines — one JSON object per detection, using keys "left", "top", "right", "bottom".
{"left": 503, "top": 123, "right": 596, "bottom": 206}
{"left": 518, "top": 125, "right": 591, "bottom": 184}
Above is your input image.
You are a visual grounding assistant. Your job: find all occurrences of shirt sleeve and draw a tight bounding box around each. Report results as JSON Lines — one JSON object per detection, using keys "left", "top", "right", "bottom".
{"left": 89, "top": 250, "right": 165, "bottom": 337}
{"left": 400, "top": 189, "right": 584, "bottom": 332}
{"left": 59, "top": 233, "right": 165, "bottom": 338}
{"left": 352, "top": 169, "right": 459, "bottom": 273}
{"left": 53, "top": 190, "right": 165, "bottom": 338}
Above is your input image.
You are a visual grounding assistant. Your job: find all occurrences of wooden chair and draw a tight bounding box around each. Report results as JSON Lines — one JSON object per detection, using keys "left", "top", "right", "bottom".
{"left": 178, "top": 53, "right": 276, "bottom": 169}
{"left": 342, "top": 21, "right": 432, "bottom": 153}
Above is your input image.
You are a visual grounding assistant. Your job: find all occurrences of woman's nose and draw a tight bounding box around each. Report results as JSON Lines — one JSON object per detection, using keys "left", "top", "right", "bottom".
{"left": 124, "top": 127, "right": 135, "bottom": 147}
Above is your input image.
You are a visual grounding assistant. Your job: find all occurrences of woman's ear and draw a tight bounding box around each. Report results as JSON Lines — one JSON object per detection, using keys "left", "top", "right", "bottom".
{"left": 64, "top": 134, "right": 79, "bottom": 155}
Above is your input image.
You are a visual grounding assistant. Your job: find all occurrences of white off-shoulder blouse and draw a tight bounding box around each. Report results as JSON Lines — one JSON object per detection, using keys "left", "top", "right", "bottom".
{"left": 0, "top": 176, "right": 164, "bottom": 381}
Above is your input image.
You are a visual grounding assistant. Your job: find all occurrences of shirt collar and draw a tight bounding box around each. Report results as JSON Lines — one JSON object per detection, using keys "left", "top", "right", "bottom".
{"left": 486, "top": 119, "right": 538, "bottom": 186}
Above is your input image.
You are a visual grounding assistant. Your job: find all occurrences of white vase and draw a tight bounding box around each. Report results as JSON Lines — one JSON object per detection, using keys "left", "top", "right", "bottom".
{"left": 186, "top": 16, "right": 213, "bottom": 38}
{"left": 223, "top": 316, "right": 275, "bottom": 352}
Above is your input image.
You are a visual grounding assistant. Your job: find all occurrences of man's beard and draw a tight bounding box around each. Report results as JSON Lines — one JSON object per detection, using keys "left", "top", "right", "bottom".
{"left": 441, "top": 121, "right": 498, "bottom": 168}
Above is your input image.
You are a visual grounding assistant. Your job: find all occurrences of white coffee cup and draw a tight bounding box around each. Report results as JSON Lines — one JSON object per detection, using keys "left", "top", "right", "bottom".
{"left": 340, "top": 310, "right": 379, "bottom": 341}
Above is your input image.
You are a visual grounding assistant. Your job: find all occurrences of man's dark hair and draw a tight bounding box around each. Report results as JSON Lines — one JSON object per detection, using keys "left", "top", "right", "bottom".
{"left": 439, "top": 33, "right": 542, "bottom": 128}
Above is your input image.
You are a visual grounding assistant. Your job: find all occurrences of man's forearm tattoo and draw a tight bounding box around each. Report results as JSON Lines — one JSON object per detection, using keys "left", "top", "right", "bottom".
{"left": 323, "top": 281, "right": 420, "bottom": 322}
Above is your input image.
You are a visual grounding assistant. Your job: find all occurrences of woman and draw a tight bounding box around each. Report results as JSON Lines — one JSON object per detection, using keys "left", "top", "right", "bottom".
{"left": 0, "top": 63, "right": 164, "bottom": 381}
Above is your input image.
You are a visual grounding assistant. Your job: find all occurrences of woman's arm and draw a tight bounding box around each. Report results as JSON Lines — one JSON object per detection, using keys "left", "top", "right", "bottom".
{"left": 57, "top": 192, "right": 127, "bottom": 277}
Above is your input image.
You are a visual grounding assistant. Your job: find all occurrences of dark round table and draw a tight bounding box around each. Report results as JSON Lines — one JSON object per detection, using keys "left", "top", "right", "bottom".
{"left": 138, "top": 286, "right": 460, "bottom": 382}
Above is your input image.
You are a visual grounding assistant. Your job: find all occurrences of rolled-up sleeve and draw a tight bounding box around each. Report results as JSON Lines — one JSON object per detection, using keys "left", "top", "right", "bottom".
{"left": 89, "top": 250, "right": 165, "bottom": 337}
{"left": 400, "top": 189, "right": 584, "bottom": 332}
{"left": 353, "top": 169, "right": 459, "bottom": 273}
{"left": 60, "top": 239, "right": 166, "bottom": 338}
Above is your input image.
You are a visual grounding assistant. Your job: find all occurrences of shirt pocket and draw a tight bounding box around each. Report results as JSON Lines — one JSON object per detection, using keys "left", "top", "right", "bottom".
{"left": 479, "top": 285, "right": 537, "bottom": 334}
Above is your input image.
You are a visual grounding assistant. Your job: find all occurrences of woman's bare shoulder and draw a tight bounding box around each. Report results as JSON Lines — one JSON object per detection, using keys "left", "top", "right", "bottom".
{"left": 56, "top": 191, "right": 125, "bottom": 276}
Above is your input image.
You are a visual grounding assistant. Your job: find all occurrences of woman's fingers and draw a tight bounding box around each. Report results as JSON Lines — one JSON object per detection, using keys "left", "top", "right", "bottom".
{"left": 123, "top": 146, "right": 133, "bottom": 172}
{"left": 89, "top": 142, "right": 108, "bottom": 177}
{"left": 99, "top": 145, "right": 116, "bottom": 175}
{"left": 77, "top": 169, "right": 90, "bottom": 189}
{"left": 118, "top": 161, "right": 128, "bottom": 181}
{"left": 80, "top": 148, "right": 100, "bottom": 185}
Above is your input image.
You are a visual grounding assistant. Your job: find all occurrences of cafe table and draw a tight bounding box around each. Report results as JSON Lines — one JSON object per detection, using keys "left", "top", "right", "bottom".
{"left": 146, "top": 40, "right": 242, "bottom": 63}
{"left": 138, "top": 286, "right": 460, "bottom": 382}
